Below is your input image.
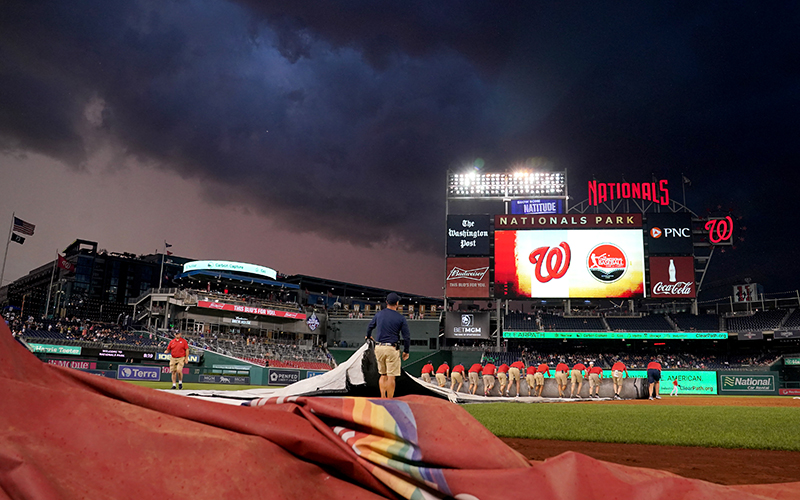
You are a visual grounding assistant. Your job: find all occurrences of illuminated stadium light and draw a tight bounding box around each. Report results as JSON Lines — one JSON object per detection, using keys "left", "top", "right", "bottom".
{"left": 448, "top": 170, "right": 566, "bottom": 198}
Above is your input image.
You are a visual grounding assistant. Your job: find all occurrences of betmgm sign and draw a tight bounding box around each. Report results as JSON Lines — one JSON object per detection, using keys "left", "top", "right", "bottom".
{"left": 445, "top": 312, "right": 490, "bottom": 339}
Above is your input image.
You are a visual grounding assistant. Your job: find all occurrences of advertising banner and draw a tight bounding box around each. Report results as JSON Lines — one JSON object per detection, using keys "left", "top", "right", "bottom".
{"left": 495, "top": 229, "right": 645, "bottom": 299}
{"left": 446, "top": 215, "right": 491, "bottom": 255}
{"left": 649, "top": 256, "right": 696, "bottom": 298}
{"left": 774, "top": 331, "right": 800, "bottom": 340}
{"left": 155, "top": 353, "right": 201, "bottom": 363}
{"left": 446, "top": 257, "right": 490, "bottom": 298}
{"left": 779, "top": 388, "right": 800, "bottom": 395}
{"left": 198, "top": 375, "right": 250, "bottom": 384}
{"left": 503, "top": 331, "right": 727, "bottom": 340}
{"left": 737, "top": 331, "right": 764, "bottom": 341}
{"left": 196, "top": 300, "right": 306, "bottom": 320}
{"left": 47, "top": 359, "right": 97, "bottom": 370}
{"left": 785, "top": 357, "right": 800, "bottom": 365}
{"left": 645, "top": 212, "right": 694, "bottom": 255}
{"left": 510, "top": 199, "right": 563, "bottom": 215}
{"left": 268, "top": 369, "right": 300, "bottom": 386}
{"left": 29, "top": 344, "right": 81, "bottom": 355}
{"left": 444, "top": 311, "right": 491, "bottom": 339}
{"left": 83, "top": 369, "right": 117, "bottom": 378}
{"left": 718, "top": 373, "right": 777, "bottom": 395}
{"left": 306, "top": 371, "right": 328, "bottom": 378}
{"left": 627, "top": 370, "right": 717, "bottom": 395}
{"left": 116, "top": 366, "right": 161, "bottom": 381}
{"left": 732, "top": 284, "right": 760, "bottom": 302}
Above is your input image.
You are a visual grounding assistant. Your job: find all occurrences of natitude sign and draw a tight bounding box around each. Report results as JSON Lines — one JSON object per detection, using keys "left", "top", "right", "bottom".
{"left": 648, "top": 256, "right": 696, "bottom": 298}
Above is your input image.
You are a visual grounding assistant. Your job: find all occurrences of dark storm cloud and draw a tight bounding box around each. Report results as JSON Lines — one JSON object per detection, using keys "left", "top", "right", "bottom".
{"left": 2, "top": 1, "right": 800, "bottom": 292}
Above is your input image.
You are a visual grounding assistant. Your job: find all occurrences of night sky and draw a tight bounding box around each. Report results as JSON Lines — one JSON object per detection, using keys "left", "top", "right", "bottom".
{"left": 1, "top": 1, "right": 798, "bottom": 300}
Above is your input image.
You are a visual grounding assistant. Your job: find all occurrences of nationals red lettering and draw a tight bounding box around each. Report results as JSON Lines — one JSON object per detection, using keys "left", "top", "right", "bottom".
{"left": 529, "top": 242, "right": 571, "bottom": 283}
{"left": 705, "top": 216, "right": 733, "bottom": 243}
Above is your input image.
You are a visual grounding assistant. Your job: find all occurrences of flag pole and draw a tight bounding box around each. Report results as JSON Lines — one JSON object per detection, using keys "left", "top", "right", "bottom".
{"left": 0, "top": 212, "right": 14, "bottom": 288}
{"left": 45, "top": 250, "right": 58, "bottom": 318}
{"left": 158, "top": 242, "right": 165, "bottom": 291}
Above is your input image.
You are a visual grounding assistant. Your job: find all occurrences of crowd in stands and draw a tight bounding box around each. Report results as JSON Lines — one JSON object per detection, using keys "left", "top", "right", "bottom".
{"left": 187, "top": 289, "right": 305, "bottom": 314}
{"left": 184, "top": 331, "right": 334, "bottom": 370}
{"left": 480, "top": 349, "right": 781, "bottom": 371}
{"left": 4, "top": 312, "right": 162, "bottom": 348}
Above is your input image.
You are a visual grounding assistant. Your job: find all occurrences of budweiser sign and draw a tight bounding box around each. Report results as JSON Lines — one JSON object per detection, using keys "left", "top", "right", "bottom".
{"left": 446, "top": 257, "right": 490, "bottom": 298}
{"left": 447, "top": 266, "right": 489, "bottom": 281}
{"left": 652, "top": 281, "right": 694, "bottom": 296}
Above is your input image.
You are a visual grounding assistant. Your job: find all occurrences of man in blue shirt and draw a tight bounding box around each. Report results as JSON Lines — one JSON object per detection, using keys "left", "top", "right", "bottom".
{"left": 366, "top": 292, "right": 411, "bottom": 398}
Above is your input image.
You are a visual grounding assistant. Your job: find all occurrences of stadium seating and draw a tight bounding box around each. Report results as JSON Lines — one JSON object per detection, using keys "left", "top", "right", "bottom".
{"left": 669, "top": 313, "right": 722, "bottom": 331}
{"left": 605, "top": 315, "right": 674, "bottom": 332}
{"left": 725, "top": 309, "right": 789, "bottom": 331}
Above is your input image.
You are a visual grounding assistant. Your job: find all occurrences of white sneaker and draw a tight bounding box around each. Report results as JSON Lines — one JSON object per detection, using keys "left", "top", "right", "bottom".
{"left": 655, "top": 396, "right": 661, "bottom": 400}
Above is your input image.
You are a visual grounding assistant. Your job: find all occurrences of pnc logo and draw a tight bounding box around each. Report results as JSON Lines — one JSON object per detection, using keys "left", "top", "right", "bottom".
{"left": 650, "top": 227, "right": 663, "bottom": 238}
{"left": 587, "top": 244, "right": 628, "bottom": 283}
{"left": 529, "top": 242, "right": 571, "bottom": 283}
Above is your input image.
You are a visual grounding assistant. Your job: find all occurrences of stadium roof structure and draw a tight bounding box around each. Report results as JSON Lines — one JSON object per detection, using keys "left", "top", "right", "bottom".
{"left": 176, "top": 269, "right": 300, "bottom": 290}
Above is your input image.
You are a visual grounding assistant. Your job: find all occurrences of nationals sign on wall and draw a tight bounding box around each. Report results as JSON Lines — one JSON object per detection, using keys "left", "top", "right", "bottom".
{"left": 648, "top": 256, "right": 696, "bottom": 298}
{"left": 446, "top": 257, "right": 491, "bottom": 298}
{"left": 495, "top": 229, "right": 645, "bottom": 299}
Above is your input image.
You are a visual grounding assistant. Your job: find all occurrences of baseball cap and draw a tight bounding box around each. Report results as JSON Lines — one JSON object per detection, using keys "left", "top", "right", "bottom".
{"left": 589, "top": 361, "right": 595, "bottom": 365}
{"left": 386, "top": 292, "right": 400, "bottom": 305}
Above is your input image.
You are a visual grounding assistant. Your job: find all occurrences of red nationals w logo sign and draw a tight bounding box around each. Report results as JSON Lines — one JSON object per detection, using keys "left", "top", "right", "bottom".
{"left": 529, "top": 242, "right": 571, "bottom": 283}
{"left": 705, "top": 216, "right": 733, "bottom": 244}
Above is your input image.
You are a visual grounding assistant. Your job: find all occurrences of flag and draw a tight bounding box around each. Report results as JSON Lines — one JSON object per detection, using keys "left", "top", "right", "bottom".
{"left": 13, "top": 217, "right": 35, "bottom": 236}
{"left": 167, "top": 250, "right": 173, "bottom": 256}
{"left": 682, "top": 175, "right": 691, "bottom": 186}
{"left": 57, "top": 254, "right": 75, "bottom": 272}
{"left": 10, "top": 233, "right": 24, "bottom": 245}
{"left": 165, "top": 241, "right": 172, "bottom": 248}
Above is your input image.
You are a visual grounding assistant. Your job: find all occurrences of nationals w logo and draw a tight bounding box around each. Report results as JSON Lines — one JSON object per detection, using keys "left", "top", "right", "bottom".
{"left": 528, "top": 242, "right": 571, "bottom": 283}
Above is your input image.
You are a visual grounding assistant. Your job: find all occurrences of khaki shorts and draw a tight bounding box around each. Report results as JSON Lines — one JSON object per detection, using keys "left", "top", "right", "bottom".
{"left": 497, "top": 372, "right": 508, "bottom": 384}
{"left": 526, "top": 374, "right": 535, "bottom": 388}
{"left": 452, "top": 372, "right": 464, "bottom": 385}
{"left": 169, "top": 356, "right": 186, "bottom": 373}
{"left": 533, "top": 372, "right": 545, "bottom": 387}
{"left": 508, "top": 367, "right": 521, "bottom": 383}
{"left": 589, "top": 373, "right": 601, "bottom": 388}
{"left": 469, "top": 372, "right": 479, "bottom": 385}
{"left": 374, "top": 345, "right": 401, "bottom": 376}
{"left": 421, "top": 373, "right": 432, "bottom": 383}
{"left": 482, "top": 374, "right": 495, "bottom": 388}
{"left": 555, "top": 371, "right": 568, "bottom": 386}
{"left": 612, "top": 373, "right": 624, "bottom": 386}
{"left": 570, "top": 369, "right": 583, "bottom": 384}
{"left": 436, "top": 373, "right": 447, "bottom": 386}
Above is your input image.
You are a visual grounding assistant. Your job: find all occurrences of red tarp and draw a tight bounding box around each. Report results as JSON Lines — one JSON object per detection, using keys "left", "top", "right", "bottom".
{"left": 1, "top": 321, "right": 798, "bottom": 500}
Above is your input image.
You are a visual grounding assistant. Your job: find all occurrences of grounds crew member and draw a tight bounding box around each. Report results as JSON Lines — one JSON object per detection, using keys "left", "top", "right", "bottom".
{"left": 611, "top": 360, "right": 629, "bottom": 399}
{"left": 570, "top": 361, "right": 587, "bottom": 398}
{"left": 420, "top": 362, "right": 434, "bottom": 383}
{"left": 481, "top": 362, "right": 497, "bottom": 397}
{"left": 587, "top": 361, "right": 603, "bottom": 398}
{"left": 165, "top": 330, "right": 189, "bottom": 390}
{"left": 525, "top": 363, "right": 537, "bottom": 396}
{"left": 468, "top": 362, "right": 483, "bottom": 395}
{"left": 436, "top": 362, "right": 450, "bottom": 388}
{"left": 451, "top": 363, "right": 465, "bottom": 393}
{"left": 534, "top": 361, "right": 550, "bottom": 397}
{"left": 366, "top": 292, "right": 411, "bottom": 399}
{"left": 555, "top": 360, "right": 570, "bottom": 398}
{"left": 497, "top": 363, "right": 509, "bottom": 396}
{"left": 647, "top": 358, "right": 663, "bottom": 400}
{"left": 508, "top": 360, "right": 524, "bottom": 397}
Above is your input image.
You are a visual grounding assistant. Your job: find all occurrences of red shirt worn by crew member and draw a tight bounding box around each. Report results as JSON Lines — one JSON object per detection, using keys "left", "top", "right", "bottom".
{"left": 573, "top": 363, "right": 586, "bottom": 374}
{"left": 167, "top": 336, "right": 189, "bottom": 358}
{"left": 526, "top": 365, "right": 536, "bottom": 376}
{"left": 497, "top": 364, "right": 509, "bottom": 374}
{"left": 537, "top": 363, "right": 551, "bottom": 376}
{"left": 589, "top": 365, "right": 603, "bottom": 376}
{"left": 556, "top": 362, "right": 569, "bottom": 372}
{"left": 510, "top": 361, "right": 525, "bottom": 371}
{"left": 421, "top": 363, "right": 434, "bottom": 375}
{"left": 482, "top": 363, "right": 496, "bottom": 376}
{"left": 452, "top": 364, "right": 465, "bottom": 375}
{"left": 436, "top": 363, "right": 449, "bottom": 374}
{"left": 469, "top": 363, "right": 483, "bottom": 373}
{"left": 612, "top": 361, "right": 627, "bottom": 373}
{"left": 647, "top": 361, "right": 662, "bottom": 371}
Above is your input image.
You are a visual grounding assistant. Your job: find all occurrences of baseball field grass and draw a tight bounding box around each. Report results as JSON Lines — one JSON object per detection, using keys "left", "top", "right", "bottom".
{"left": 462, "top": 399, "right": 800, "bottom": 451}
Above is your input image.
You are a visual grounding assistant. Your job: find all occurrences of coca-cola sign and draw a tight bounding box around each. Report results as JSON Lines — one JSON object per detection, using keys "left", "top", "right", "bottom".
{"left": 446, "top": 257, "right": 490, "bottom": 298}
{"left": 649, "top": 256, "right": 696, "bottom": 298}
